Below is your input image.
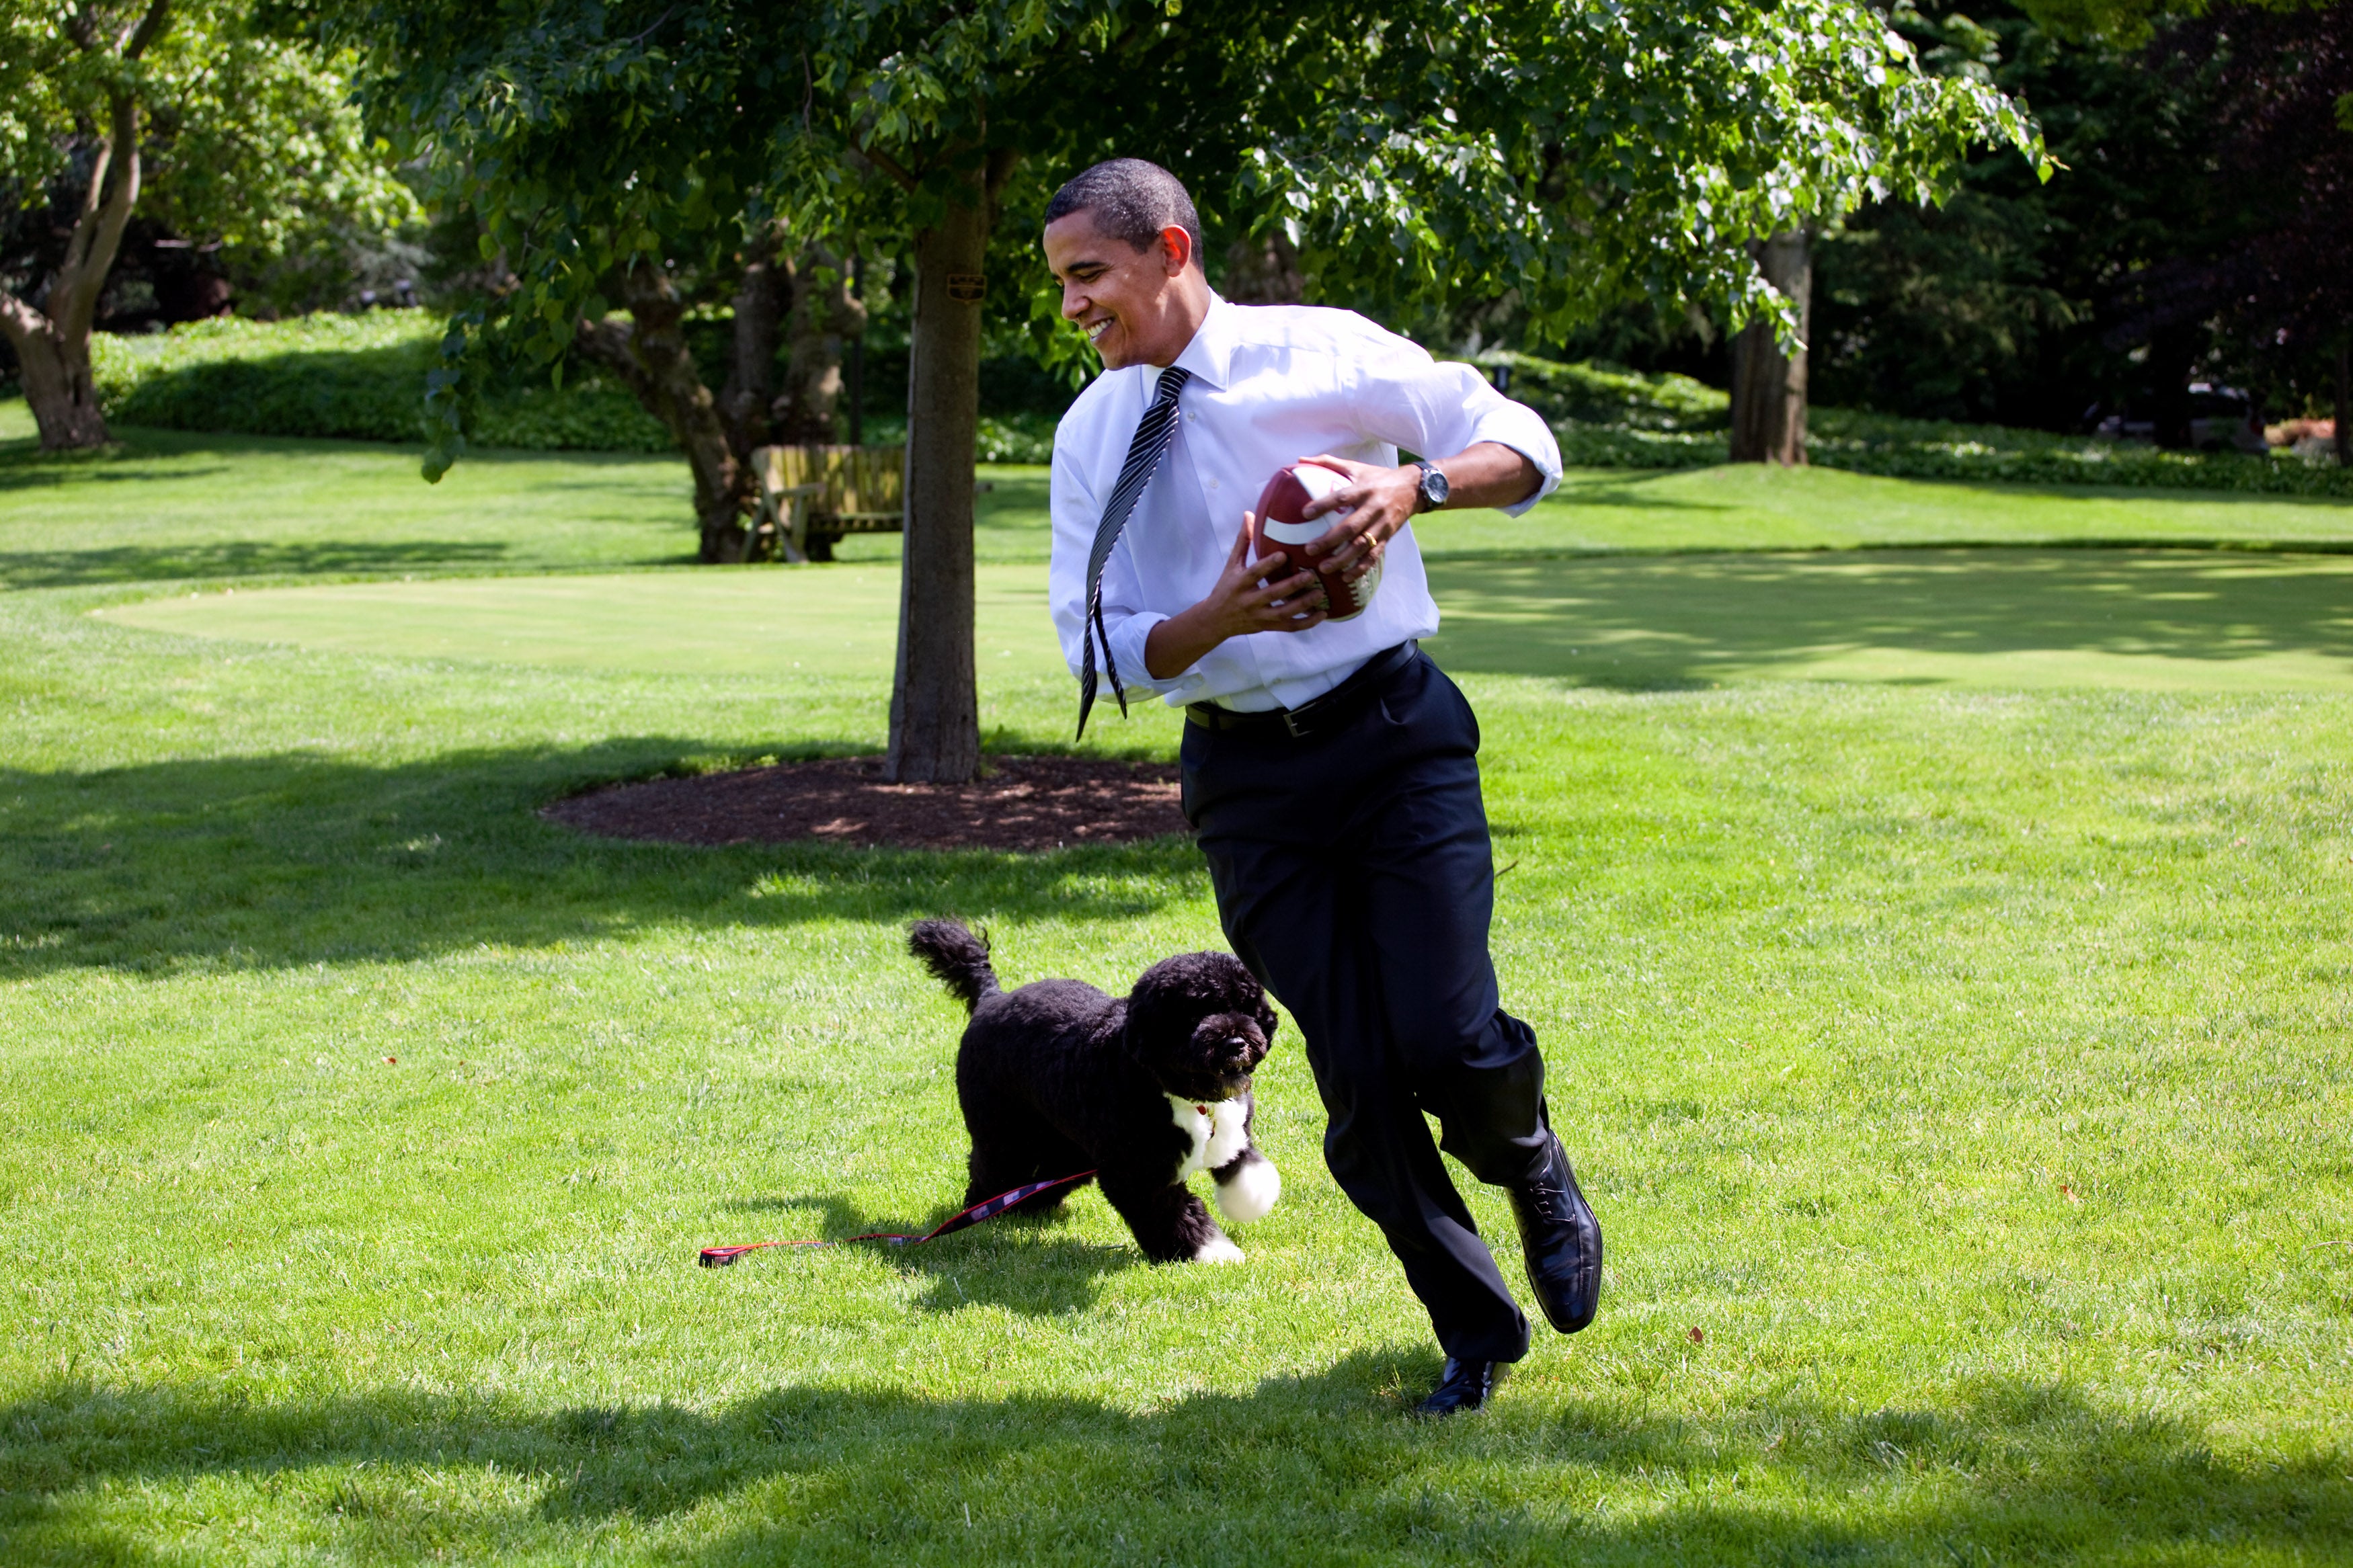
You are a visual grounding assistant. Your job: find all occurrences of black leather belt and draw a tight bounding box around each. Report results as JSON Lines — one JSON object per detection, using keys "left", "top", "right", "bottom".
{"left": 1185, "top": 642, "right": 1419, "bottom": 740}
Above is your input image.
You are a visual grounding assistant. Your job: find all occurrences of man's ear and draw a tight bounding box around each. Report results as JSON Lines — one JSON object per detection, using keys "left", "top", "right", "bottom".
{"left": 1158, "top": 224, "right": 1194, "bottom": 277}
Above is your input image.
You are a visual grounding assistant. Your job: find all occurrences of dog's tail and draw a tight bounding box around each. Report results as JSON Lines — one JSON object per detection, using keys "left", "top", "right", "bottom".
{"left": 907, "top": 918, "right": 1000, "bottom": 1015}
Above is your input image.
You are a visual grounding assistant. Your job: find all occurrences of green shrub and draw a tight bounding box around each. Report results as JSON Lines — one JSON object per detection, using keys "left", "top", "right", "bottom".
{"left": 93, "top": 314, "right": 441, "bottom": 443}
{"left": 1476, "top": 350, "right": 1728, "bottom": 432}
{"left": 1806, "top": 408, "right": 2353, "bottom": 497}
{"left": 92, "top": 315, "right": 673, "bottom": 453}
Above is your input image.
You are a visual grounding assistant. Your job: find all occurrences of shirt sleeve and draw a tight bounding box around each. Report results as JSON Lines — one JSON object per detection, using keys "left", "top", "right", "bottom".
{"left": 1049, "top": 429, "right": 1181, "bottom": 700}
{"left": 1347, "top": 330, "right": 1562, "bottom": 515}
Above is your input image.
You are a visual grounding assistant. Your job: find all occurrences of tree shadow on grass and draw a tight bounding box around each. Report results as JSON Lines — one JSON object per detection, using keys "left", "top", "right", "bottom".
{"left": 732, "top": 1188, "right": 1140, "bottom": 1316}
{"left": 0, "top": 1366, "right": 2341, "bottom": 1564}
{"left": 0, "top": 538, "right": 528, "bottom": 589}
{"left": 0, "top": 738, "right": 1203, "bottom": 979}
{"left": 0, "top": 419, "right": 680, "bottom": 481}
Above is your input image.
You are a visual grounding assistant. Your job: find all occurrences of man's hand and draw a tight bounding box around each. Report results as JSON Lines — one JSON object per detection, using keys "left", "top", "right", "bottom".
{"left": 1292, "top": 454, "right": 1415, "bottom": 582}
{"left": 1293, "top": 440, "right": 1545, "bottom": 579}
{"left": 1143, "top": 513, "right": 1328, "bottom": 679}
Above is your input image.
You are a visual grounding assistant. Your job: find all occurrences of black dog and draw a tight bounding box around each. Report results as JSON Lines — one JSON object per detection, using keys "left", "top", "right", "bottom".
{"left": 907, "top": 919, "right": 1282, "bottom": 1264}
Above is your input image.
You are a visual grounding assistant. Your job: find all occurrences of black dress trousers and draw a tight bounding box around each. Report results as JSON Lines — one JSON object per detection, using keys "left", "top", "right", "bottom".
{"left": 1180, "top": 649, "right": 1551, "bottom": 1363}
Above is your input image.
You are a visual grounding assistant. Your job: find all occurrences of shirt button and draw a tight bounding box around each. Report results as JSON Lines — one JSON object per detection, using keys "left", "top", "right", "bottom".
{"left": 1207, "top": 477, "right": 1219, "bottom": 491}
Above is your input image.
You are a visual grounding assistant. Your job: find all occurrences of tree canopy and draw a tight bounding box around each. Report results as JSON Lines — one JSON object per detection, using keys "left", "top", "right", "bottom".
{"left": 3, "top": 3, "right": 417, "bottom": 304}
{"left": 3, "top": 1, "right": 420, "bottom": 445}
{"left": 331, "top": 0, "right": 2044, "bottom": 470}
{"left": 321, "top": 0, "right": 2044, "bottom": 778}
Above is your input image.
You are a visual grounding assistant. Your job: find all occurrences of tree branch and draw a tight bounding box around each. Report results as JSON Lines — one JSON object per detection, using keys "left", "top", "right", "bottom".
{"left": 0, "top": 288, "right": 50, "bottom": 350}
{"left": 120, "top": 0, "right": 171, "bottom": 60}
{"left": 54, "top": 120, "right": 116, "bottom": 286}
{"left": 623, "top": 5, "right": 679, "bottom": 48}
{"left": 856, "top": 138, "right": 920, "bottom": 192}
{"left": 574, "top": 313, "right": 657, "bottom": 406}
{"left": 55, "top": 91, "right": 143, "bottom": 342}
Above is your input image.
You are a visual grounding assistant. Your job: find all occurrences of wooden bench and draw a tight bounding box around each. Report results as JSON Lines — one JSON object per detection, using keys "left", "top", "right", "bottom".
{"left": 748, "top": 444, "right": 906, "bottom": 562}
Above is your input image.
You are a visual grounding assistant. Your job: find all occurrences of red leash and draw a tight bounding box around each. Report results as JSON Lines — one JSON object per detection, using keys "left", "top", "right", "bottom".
{"left": 698, "top": 1169, "right": 1101, "bottom": 1267}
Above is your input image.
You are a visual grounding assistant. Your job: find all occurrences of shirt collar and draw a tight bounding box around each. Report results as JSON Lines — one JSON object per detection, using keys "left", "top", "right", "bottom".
{"left": 1168, "top": 291, "right": 1234, "bottom": 391}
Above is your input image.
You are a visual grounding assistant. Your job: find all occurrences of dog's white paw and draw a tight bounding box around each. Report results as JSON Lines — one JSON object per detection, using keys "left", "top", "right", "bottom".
{"left": 1213, "top": 1156, "right": 1282, "bottom": 1224}
{"left": 1193, "top": 1234, "right": 1245, "bottom": 1264}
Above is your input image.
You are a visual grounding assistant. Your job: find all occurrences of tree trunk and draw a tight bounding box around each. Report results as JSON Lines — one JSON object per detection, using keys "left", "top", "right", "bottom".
{"left": 1728, "top": 229, "right": 1812, "bottom": 466}
{"left": 4, "top": 317, "right": 110, "bottom": 448}
{"left": 575, "top": 262, "right": 752, "bottom": 563}
{"left": 1222, "top": 231, "right": 1305, "bottom": 304}
{"left": 886, "top": 164, "right": 996, "bottom": 784}
{"left": 774, "top": 245, "right": 867, "bottom": 442}
{"left": 718, "top": 241, "right": 783, "bottom": 456}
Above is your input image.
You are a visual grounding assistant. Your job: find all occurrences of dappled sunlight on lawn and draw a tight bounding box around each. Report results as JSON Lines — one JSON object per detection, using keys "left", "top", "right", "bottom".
{"left": 1423, "top": 548, "right": 2353, "bottom": 691}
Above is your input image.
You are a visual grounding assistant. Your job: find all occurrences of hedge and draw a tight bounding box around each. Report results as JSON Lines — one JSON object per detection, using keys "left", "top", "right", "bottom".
{"left": 88, "top": 314, "right": 1060, "bottom": 461}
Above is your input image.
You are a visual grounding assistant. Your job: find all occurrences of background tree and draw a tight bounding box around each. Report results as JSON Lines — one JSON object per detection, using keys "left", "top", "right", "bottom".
{"left": 1, "top": 2, "right": 419, "bottom": 446}
{"left": 1, "top": 0, "right": 175, "bottom": 447}
{"left": 1807, "top": 0, "right": 2346, "bottom": 462}
{"left": 1806, "top": 1, "right": 2202, "bottom": 429}
{"left": 2189, "top": 2, "right": 2353, "bottom": 465}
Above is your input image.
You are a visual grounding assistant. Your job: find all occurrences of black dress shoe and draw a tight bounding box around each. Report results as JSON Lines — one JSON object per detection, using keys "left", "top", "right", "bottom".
{"left": 1414, "top": 1357, "right": 1504, "bottom": 1417}
{"left": 1509, "top": 1132, "right": 1602, "bottom": 1333}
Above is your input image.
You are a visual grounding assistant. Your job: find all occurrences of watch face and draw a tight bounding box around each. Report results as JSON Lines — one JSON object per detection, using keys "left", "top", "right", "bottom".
{"left": 1420, "top": 464, "right": 1450, "bottom": 509}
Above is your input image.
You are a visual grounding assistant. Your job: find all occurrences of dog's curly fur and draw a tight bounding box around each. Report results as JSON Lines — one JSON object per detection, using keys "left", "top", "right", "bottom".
{"left": 908, "top": 918, "right": 1282, "bottom": 1264}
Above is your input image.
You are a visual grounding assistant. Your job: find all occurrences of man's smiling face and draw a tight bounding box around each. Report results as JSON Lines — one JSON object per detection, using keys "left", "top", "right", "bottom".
{"left": 1043, "top": 209, "right": 1204, "bottom": 371}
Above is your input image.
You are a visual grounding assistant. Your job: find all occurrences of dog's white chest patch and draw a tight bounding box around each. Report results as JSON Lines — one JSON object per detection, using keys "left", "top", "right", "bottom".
{"left": 1168, "top": 1094, "right": 1248, "bottom": 1180}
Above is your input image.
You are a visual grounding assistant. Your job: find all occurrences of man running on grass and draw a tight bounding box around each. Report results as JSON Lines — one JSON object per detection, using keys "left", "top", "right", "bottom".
{"left": 1043, "top": 157, "right": 1603, "bottom": 1417}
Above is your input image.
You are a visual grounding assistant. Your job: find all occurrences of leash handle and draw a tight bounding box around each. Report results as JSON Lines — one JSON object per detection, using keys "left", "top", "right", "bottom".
{"left": 698, "top": 1169, "right": 1100, "bottom": 1268}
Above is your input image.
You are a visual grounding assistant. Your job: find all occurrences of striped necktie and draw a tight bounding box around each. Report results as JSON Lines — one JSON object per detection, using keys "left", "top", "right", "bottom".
{"left": 1076, "top": 364, "right": 1192, "bottom": 739}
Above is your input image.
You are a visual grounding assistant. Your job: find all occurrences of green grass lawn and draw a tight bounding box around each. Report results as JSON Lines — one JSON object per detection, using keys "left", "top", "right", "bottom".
{"left": 4, "top": 403, "right": 2352, "bottom": 1565}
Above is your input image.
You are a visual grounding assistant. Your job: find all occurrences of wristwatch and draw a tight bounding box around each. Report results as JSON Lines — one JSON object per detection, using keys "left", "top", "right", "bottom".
{"left": 1410, "top": 460, "right": 1450, "bottom": 513}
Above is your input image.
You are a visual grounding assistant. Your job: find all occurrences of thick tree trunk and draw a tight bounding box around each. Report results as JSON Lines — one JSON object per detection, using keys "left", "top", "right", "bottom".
{"left": 886, "top": 168, "right": 994, "bottom": 784}
{"left": 774, "top": 246, "right": 867, "bottom": 442}
{"left": 718, "top": 243, "right": 783, "bottom": 456}
{"left": 575, "top": 262, "right": 752, "bottom": 563}
{"left": 1728, "top": 230, "right": 1812, "bottom": 466}
{"left": 3, "top": 318, "right": 110, "bottom": 448}
{"left": 1222, "top": 232, "right": 1305, "bottom": 304}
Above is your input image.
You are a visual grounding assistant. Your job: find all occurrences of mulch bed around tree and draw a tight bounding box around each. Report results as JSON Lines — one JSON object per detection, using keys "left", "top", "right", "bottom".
{"left": 543, "top": 755, "right": 1189, "bottom": 852}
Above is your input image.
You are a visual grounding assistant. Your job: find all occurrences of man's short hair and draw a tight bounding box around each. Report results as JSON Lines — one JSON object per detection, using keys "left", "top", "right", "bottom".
{"left": 1043, "top": 159, "right": 1204, "bottom": 272}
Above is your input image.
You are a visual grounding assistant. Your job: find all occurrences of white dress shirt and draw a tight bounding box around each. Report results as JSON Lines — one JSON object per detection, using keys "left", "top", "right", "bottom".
{"left": 1049, "top": 294, "right": 1563, "bottom": 713}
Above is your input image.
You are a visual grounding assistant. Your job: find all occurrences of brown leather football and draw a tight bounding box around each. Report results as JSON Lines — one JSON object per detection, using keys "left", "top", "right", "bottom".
{"left": 1248, "top": 460, "right": 1383, "bottom": 622}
